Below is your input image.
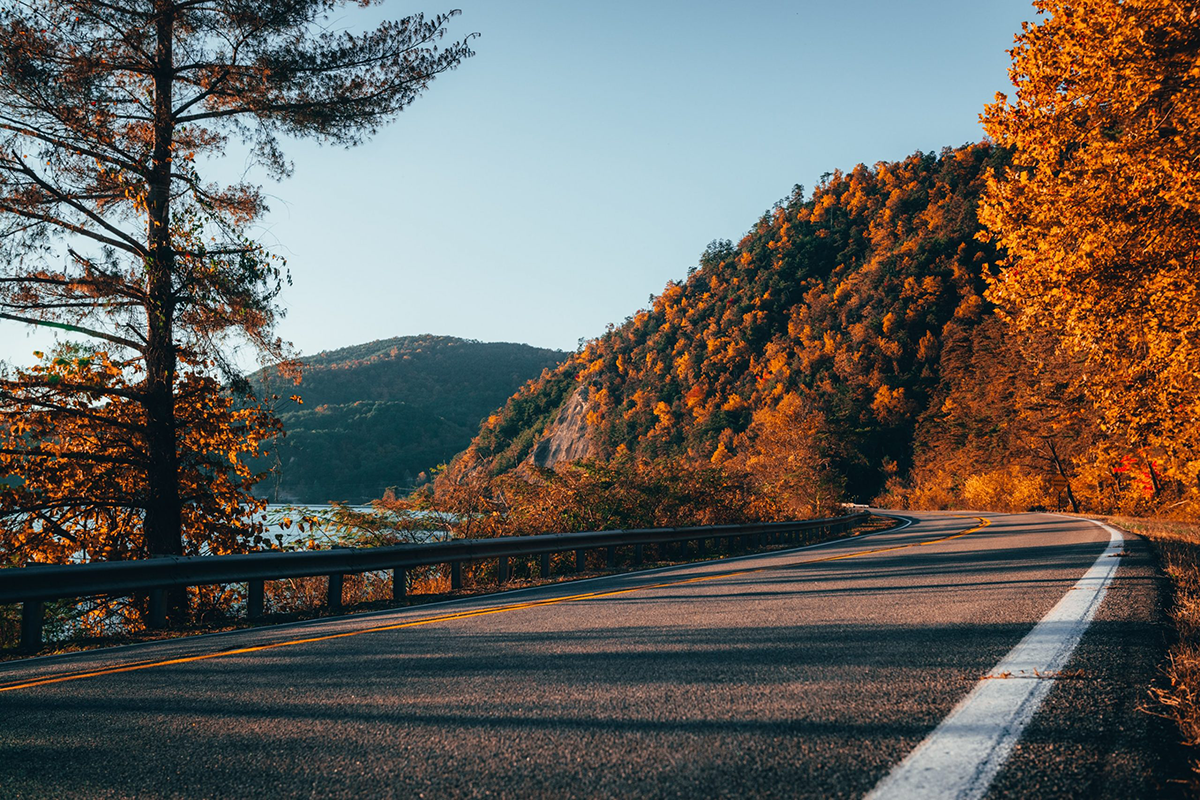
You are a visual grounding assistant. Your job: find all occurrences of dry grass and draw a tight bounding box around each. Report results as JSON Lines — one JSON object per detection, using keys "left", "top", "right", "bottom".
{"left": 1107, "top": 515, "right": 1200, "bottom": 784}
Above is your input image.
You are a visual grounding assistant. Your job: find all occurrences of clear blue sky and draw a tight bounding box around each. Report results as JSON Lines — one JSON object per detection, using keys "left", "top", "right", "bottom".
{"left": 0, "top": 0, "right": 1036, "bottom": 365}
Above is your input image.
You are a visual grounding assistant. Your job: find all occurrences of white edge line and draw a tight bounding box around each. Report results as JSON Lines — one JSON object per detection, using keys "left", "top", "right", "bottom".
{"left": 865, "top": 516, "right": 1124, "bottom": 800}
{"left": 2, "top": 513, "right": 917, "bottom": 672}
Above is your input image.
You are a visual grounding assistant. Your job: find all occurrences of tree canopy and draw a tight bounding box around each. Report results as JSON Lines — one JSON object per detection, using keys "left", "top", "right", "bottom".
{"left": 979, "top": 0, "right": 1200, "bottom": 490}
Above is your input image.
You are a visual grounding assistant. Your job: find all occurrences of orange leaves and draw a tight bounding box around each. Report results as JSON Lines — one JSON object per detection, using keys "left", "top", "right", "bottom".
{"left": 871, "top": 384, "right": 910, "bottom": 426}
{"left": 721, "top": 394, "right": 748, "bottom": 413}
{"left": 579, "top": 358, "right": 605, "bottom": 379}
{"left": 673, "top": 351, "right": 693, "bottom": 381}
{"left": 916, "top": 332, "right": 938, "bottom": 363}
{"left": 980, "top": 0, "right": 1200, "bottom": 490}
{"left": 709, "top": 441, "right": 732, "bottom": 465}
{"left": 0, "top": 348, "right": 282, "bottom": 570}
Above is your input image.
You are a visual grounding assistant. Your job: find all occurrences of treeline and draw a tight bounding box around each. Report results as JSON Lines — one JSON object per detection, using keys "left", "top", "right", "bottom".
{"left": 432, "top": 0, "right": 1200, "bottom": 521}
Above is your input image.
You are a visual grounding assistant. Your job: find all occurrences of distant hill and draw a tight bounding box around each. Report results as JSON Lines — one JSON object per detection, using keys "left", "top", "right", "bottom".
{"left": 252, "top": 335, "right": 566, "bottom": 503}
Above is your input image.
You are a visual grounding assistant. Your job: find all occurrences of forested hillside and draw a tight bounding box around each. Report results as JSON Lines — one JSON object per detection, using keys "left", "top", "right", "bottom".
{"left": 446, "top": 145, "right": 1007, "bottom": 501}
{"left": 253, "top": 336, "right": 565, "bottom": 502}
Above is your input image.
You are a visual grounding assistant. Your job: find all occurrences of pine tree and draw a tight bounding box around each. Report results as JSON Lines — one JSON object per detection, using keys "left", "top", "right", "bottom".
{"left": 0, "top": 1, "right": 474, "bottom": 596}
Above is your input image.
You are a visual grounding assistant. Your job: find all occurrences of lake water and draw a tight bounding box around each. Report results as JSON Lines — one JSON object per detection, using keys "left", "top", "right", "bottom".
{"left": 260, "top": 504, "right": 449, "bottom": 547}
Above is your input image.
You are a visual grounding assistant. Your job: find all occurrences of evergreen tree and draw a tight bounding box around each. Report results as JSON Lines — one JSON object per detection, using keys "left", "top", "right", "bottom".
{"left": 0, "top": 0, "right": 473, "bottom": 601}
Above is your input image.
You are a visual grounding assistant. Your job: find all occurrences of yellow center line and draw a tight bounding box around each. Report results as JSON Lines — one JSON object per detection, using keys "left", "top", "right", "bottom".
{"left": 0, "top": 516, "right": 989, "bottom": 693}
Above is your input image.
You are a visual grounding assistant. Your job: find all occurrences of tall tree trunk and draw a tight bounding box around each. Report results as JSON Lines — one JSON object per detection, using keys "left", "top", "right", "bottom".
{"left": 1046, "top": 438, "right": 1080, "bottom": 514}
{"left": 1142, "top": 451, "right": 1163, "bottom": 498}
{"left": 144, "top": 1, "right": 184, "bottom": 620}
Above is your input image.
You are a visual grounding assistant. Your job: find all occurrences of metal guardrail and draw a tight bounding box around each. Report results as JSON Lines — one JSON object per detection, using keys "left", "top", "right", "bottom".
{"left": 2, "top": 512, "right": 868, "bottom": 653}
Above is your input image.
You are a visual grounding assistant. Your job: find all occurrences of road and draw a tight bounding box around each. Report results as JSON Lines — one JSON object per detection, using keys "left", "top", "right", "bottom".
{"left": 0, "top": 512, "right": 1183, "bottom": 798}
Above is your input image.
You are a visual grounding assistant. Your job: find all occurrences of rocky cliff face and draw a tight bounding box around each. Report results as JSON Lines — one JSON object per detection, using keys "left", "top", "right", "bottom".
{"left": 530, "top": 387, "right": 594, "bottom": 468}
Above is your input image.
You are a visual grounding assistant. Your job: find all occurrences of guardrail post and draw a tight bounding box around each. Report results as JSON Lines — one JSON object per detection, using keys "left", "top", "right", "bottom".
{"left": 144, "top": 553, "right": 169, "bottom": 629}
{"left": 19, "top": 600, "right": 43, "bottom": 654}
{"left": 327, "top": 573, "right": 344, "bottom": 610}
{"left": 248, "top": 579, "right": 265, "bottom": 620}
{"left": 148, "top": 588, "right": 167, "bottom": 629}
{"left": 697, "top": 538, "right": 706, "bottom": 557}
{"left": 393, "top": 568, "right": 407, "bottom": 601}
{"left": 634, "top": 544, "right": 643, "bottom": 565}
{"left": 575, "top": 548, "right": 586, "bottom": 573}
{"left": 498, "top": 556, "right": 509, "bottom": 583}
{"left": 451, "top": 561, "right": 462, "bottom": 590}
{"left": 540, "top": 552, "right": 551, "bottom": 578}
{"left": 606, "top": 545, "right": 616, "bottom": 569}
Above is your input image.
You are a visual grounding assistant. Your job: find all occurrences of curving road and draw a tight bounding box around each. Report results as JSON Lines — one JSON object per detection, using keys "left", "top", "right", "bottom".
{"left": 0, "top": 512, "right": 1183, "bottom": 798}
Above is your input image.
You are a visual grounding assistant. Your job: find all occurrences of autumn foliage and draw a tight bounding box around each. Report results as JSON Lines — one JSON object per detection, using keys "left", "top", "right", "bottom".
{"left": 0, "top": 346, "right": 282, "bottom": 643}
{"left": 0, "top": 347, "right": 281, "bottom": 567}
{"left": 451, "top": 79, "right": 1198, "bottom": 521}
{"left": 978, "top": 0, "right": 1200, "bottom": 503}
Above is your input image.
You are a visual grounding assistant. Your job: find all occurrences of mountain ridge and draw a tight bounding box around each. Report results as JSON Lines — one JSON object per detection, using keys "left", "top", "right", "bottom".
{"left": 252, "top": 334, "right": 566, "bottom": 502}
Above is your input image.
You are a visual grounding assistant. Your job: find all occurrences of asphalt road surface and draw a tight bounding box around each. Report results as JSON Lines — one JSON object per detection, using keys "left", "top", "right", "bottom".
{"left": 0, "top": 512, "right": 1184, "bottom": 798}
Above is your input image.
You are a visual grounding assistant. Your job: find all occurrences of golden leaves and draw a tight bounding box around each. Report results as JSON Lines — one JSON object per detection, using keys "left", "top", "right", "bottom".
{"left": 0, "top": 349, "right": 282, "bottom": 568}
{"left": 980, "top": 0, "right": 1200, "bottom": 489}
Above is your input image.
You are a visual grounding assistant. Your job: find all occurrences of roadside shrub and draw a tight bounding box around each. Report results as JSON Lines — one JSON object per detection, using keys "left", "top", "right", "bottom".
{"left": 962, "top": 467, "right": 1049, "bottom": 512}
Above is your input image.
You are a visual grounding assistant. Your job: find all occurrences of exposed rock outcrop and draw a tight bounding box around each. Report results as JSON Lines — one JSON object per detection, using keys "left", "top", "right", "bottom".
{"left": 531, "top": 387, "right": 594, "bottom": 468}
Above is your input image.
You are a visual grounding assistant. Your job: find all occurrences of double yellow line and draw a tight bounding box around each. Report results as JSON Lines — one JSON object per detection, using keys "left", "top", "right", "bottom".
{"left": 0, "top": 516, "right": 988, "bottom": 694}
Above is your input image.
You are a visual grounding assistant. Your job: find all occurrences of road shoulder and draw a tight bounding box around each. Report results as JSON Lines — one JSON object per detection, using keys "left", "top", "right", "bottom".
{"left": 985, "top": 530, "right": 1188, "bottom": 798}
